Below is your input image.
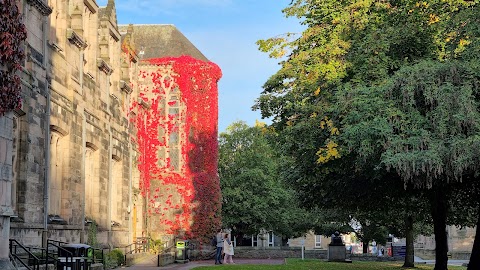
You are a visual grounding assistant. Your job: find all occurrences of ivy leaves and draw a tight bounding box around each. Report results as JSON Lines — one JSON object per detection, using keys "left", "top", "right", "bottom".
{"left": 0, "top": 0, "right": 27, "bottom": 115}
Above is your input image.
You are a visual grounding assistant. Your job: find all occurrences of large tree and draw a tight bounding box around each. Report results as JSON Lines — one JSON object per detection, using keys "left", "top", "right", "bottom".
{"left": 333, "top": 60, "right": 480, "bottom": 269}
{"left": 218, "top": 121, "right": 320, "bottom": 241}
{"left": 256, "top": 1, "right": 480, "bottom": 269}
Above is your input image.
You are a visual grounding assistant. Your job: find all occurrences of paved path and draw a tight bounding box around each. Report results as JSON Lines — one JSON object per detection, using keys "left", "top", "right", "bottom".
{"left": 123, "top": 258, "right": 285, "bottom": 270}
{"left": 414, "top": 256, "right": 469, "bottom": 267}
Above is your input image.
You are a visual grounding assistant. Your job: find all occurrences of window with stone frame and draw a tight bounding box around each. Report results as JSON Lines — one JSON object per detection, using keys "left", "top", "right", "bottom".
{"left": 11, "top": 116, "right": 21, "bottom": 218}
{"left": 84, "top": 142, "right": 99, "bottom": 222}
{"left": 49, "top": 130, "right": 65, "bottom": 217}
{"left": 167, "top": 94, "right": 181, "bottom": 172}
{"left": 82, "top": 5, "right": 95, "bottom": 78}
{"left": 315, "top": 235, "right": 322, "bottom": 248}
{"left": 111, "top": 156, "right": 123, "bottom": 227}
{"left": 48, "top": 0, "right": 65, "bottom": 50}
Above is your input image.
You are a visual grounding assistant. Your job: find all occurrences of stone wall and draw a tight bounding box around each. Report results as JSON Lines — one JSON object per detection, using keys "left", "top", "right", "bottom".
{"left": 8, "top": 0, "right": 138, "bottom": 250}
{"left": 226, "top": 247, "right": 328, "bottom": 259}
{"left": 0, "top": 113, "right": 15, "bottom": 269}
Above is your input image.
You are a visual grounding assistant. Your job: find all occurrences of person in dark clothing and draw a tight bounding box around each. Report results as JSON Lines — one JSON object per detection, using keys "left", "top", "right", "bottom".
{"left": 215, "top": 229, "right": 224, "bottom": 264}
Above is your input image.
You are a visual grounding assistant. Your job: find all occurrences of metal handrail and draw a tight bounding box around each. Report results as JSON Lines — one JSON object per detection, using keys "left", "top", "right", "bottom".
{"left": 46, "top": 241, "right": 75, "bottom": 270}
{"left": 9, "top": 239, "right": 41, "bottom": 270}
{"left": 92, "top": 247, "right": 105, "bottom": 266}
{"left": 124, "top": 238, "right": 149, "bottom": 255}
{"left": 47, "top": 239, "right": 104, "bottom": 266}
{"left": 47, "top": 239, "right": 69, "bottom": 246}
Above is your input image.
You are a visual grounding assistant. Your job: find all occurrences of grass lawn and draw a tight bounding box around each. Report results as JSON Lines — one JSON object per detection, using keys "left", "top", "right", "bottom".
{"left": 193, "top": 259, "right": 467, "bottom": 270}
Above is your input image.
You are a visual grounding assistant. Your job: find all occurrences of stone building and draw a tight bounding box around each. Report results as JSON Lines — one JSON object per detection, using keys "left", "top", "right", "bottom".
{"left": 119, "top": 24, "right": 222, "bottom": 244}
{"left": 8, "top": 0, "right": 137, "bottom": 248}
{"left": 3, "top": 0, "right": 221, "bottom": 256}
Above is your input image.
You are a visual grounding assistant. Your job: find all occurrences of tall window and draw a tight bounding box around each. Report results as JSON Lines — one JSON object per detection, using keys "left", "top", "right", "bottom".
{"left": 268, "top": 232, "right": 275, "bottom": 247}
{"left": 49, "top": 131, "right": 64, "bottom": 216}
{"left": 85, "top": 143, "right": 99, "bottom": 220}
{"left": 315, "top": 235, "right": 322, "bottom": 248}
{"left": 11, "top": 116, "right": 21, "bottom": 215}
{"left": 168, "top": 95, "right": 180, "bottom": 172}
{"left": 111, "top": 157, "right": 123, "bottom": 226}
{"left": 83, "top": 6, "right": 92, "bottom": 75}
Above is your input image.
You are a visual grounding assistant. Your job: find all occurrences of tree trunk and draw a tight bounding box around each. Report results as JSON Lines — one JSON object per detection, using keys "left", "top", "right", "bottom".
{"left": 236, "top": 234, "right": 244, "bottom": 246}
{"left": 467, "top": 206, "right": 480, "bottom": 270}
{"left": 362, "top": 239, "right": 370, "bottom": 254}
{"left": 403, "top": 215, "right": 415, "bottom": 267}
{"left": 431, "top": 187, "right": 448, "bottom": 270}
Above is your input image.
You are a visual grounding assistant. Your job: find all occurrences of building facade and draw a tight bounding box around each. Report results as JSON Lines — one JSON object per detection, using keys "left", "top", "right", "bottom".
{"left": 3, "top": 0, "right": 221, "bottom": 255}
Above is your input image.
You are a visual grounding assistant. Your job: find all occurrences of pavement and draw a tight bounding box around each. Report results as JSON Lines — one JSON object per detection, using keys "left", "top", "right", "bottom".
{"left": 414, "top": 256, "right": 469, "bottom": 267}
{"left": 122, "top": 257, "right": 285, "bottom": 270}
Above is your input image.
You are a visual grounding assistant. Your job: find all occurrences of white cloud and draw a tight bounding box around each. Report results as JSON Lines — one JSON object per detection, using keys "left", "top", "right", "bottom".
{"left": 98, "top": 0, "right": 233, "bottom": 17}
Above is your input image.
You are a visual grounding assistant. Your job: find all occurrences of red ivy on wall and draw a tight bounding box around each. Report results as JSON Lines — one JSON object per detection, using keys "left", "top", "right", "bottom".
{"left": 132, "top": 55, "right": 222, "bottom": 244}
{"left": 0, "top": 0, "right": 27, "bottom": 115}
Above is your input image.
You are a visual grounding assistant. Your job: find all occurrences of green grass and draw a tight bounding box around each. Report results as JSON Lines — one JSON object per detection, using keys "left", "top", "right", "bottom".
{"left": 193, "top": 258, "right": 467, "bottom": 270}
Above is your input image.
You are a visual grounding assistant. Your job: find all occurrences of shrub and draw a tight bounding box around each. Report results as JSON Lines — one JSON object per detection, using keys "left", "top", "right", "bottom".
{"left": 104, "top": 249, "right": 125, "bottom": 269}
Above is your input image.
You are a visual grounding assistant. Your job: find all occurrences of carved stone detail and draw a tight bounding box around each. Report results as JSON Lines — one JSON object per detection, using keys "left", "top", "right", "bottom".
{"left": 67, "top": 29, "right": 88, "bottom": 49}
{"left": 120, "top": 80, "right": 132, "bottom": 94}
{"left": 26, "top": 0, "right": 52, "bottom": 16}
{"left": 97, "top": 58, "right": 113, "bottom": 75}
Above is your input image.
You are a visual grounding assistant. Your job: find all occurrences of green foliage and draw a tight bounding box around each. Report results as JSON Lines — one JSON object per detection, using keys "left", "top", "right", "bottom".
{"left": 256, "top": 0, "right": 480, "bottom": 266}
{"left": 149, "top": 238, "right": 164, "bottom": 254}
{"left": 86, "top": 219, "right": 98, "bottom": 248}
{"left": 104, "top": 249, "right": 124, "bottom": 269}
{"left": 219, "top": 121, "right": 321, "bottom": 239}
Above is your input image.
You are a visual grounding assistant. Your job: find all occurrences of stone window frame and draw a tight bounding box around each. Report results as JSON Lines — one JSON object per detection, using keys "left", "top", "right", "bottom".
{"left": 49, "top": 125, "right": 68, "bottom": 218}
{"left": 315, "top": 234, "right": 322, "bottom": 248}
{"left": 84, "top": 141, "right": 99, "bottom": 222}
{"left": 11, "top": 110, "right": 26, "bottom": 220}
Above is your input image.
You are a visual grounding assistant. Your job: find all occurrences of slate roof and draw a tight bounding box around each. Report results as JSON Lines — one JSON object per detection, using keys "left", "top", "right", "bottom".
{"left": 118, "top": 24, "right": 208, "bottom": 62}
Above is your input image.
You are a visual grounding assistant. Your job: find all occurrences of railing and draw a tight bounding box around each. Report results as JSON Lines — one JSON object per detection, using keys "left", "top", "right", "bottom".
{"left": 9, "top": 252, "right": 20, "bottom": 269}
{"left": 9, "top": 239, "right": 42, "bottom": 270}
{"left": 10, "top": 238, "right": 106, "bottom": 270}
{"left": 46, "top": 240, "right": 75, "bottom": 270}
{"left": 123, "top": 237, "right": 149, "bottom": 255}
{"left": 157, "top": 243, "right": 177, "bottom": 267}
{"left": 93, "top": 248, "right": 105, "bottom": 266}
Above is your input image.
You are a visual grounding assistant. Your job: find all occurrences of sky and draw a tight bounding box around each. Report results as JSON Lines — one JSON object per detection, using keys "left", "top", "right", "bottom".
{"left": 97, "top": 0, "right": 304, "bottom": 132}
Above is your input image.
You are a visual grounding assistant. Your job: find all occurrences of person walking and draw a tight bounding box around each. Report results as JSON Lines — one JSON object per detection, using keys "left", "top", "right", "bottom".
{"left": 223, "top": 233, "right": 235, "bottom": 264}
{"left": 215, "top": 229, "right": 224, "bottom": 264}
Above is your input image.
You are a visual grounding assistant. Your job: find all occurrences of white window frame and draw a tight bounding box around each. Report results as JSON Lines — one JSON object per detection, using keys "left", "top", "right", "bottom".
{"left": 315, "top": 235, "right": 322, "bottom": 248}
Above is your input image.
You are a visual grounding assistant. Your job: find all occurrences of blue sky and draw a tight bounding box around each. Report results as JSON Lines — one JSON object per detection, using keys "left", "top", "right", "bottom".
{"left": 98, "top": 0, "right": 304, "bottom": 132}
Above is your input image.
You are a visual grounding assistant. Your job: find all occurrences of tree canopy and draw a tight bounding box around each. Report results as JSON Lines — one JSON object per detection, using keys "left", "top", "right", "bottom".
{"left": 256, "top": 1, "right": 480, "bottom": 269}
{"left": 219, "top": 121, "right": 323, "bottom": 240}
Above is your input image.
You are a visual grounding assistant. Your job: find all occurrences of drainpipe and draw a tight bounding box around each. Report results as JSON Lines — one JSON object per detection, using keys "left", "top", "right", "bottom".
{"left": 80, "top": 104, "right": 86, "bottom": 243}
{"left": 79, "top": 50, "right": 86, "bottom": 243}
{"left": 42, "top": 13, "right": 50, "bottom": 249}
{"left": 107, "top": 75, "right": 113, "bottom": 247}
{"left": 128, "top": 135, "right": 133, "bottom": 243}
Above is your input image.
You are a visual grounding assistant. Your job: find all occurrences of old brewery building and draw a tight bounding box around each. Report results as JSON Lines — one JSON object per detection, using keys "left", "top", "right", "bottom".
{"left": 0, "top": 0, "right": 222, "bottom": 263}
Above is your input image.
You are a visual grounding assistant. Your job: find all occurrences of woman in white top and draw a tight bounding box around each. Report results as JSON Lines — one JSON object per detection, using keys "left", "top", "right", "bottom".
{"left": 223, "top": 233, "right": 234, "bottom": 264}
